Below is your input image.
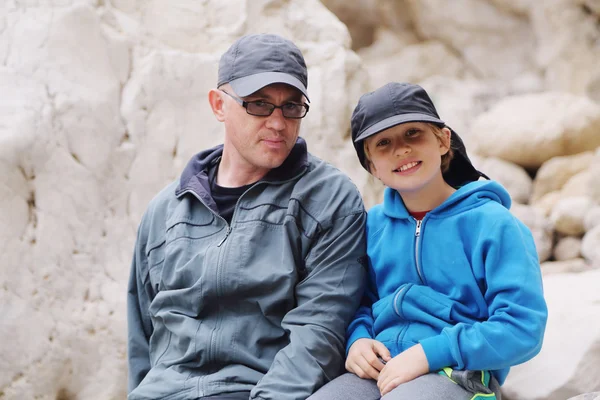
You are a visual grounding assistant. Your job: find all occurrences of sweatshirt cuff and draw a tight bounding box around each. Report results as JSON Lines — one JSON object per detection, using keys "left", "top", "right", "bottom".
{"left": 420, "top": 334, "right": 455, "bottom": 371}
{"left": 346, "top": 325, "right": 372, "bottom": 355}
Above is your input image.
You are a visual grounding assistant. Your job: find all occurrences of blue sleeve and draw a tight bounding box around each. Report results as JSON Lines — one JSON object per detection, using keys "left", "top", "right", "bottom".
{"left": 419, "top": 217, "right": 548, "bottom": 372}
{"left": 346, "top": 258, "right": 378, "bottom": 353}
{"left": 126, "top": 221, "right": 155, "bottom": 393}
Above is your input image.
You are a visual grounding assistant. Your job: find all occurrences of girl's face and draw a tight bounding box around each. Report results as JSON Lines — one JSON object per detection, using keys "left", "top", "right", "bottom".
{"left": 364, "top": 122, "right": 451, "bottom": 196}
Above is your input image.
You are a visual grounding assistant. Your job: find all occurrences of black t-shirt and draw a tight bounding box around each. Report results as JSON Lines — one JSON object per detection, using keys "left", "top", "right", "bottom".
{"left": 208, "top": 161, "right": 254, "bottom": 224}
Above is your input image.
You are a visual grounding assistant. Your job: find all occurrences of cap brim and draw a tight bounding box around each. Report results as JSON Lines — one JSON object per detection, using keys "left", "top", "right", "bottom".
{"left": 229, "top": 72, "right": 310, "bottom": 102}
{"left": 353, "top": 113, "right": 445, "bottom": 143}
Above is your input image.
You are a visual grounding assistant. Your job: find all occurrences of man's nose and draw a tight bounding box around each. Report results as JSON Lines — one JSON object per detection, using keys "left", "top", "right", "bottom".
{"left": 265, "top": 108, "right": 286, "bottom": 130}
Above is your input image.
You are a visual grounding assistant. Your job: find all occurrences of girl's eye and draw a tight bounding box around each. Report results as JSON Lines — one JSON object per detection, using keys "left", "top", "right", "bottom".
{"left": 405, "top": 129, "right": 420, "bottom": 137}
{"left": 376, "top": 139, "right": 390, "bottom": 147}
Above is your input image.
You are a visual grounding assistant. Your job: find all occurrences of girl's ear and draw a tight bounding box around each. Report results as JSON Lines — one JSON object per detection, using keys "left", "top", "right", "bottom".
{"left": 208, "top": 89, "right": 226, "bottom": 122}
{"left": 439, "top": 127, "right": 452, "bottom": 155}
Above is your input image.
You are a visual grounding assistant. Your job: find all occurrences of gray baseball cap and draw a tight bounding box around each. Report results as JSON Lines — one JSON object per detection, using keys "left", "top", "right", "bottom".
{"left": 217, "top": 34, "right": 309, "bottom": 101}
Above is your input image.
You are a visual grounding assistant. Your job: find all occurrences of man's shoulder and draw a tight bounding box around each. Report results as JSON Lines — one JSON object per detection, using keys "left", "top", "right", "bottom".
{"left": 292, "top": 153, "right": 365, "bottom": 219}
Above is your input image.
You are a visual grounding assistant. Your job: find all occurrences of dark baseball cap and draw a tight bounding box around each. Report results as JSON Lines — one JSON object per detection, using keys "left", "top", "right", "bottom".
{"left": 351, "top": 82, "right": 486, "bottom": 187}
{"left": 217, "top": 33, "right": 309, "bottom": 101}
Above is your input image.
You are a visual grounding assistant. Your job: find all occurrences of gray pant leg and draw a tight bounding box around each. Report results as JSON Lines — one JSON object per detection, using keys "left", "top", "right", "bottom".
{"left": 382, "top": 373, "right": 502, "bottom": 400}
{"left": 308, "top": 373, "right": 381, "bottom": 400}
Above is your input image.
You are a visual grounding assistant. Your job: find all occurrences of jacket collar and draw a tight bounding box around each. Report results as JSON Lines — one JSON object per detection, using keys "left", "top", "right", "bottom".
{"left": 382, "top": 180, "right": 511, "bottom": 219}
{"left": 175, "top": 137, "right": 309, "bottom": 208}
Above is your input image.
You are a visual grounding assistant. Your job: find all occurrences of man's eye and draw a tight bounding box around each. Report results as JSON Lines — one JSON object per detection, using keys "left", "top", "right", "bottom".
{"left": 283, "top": 103, "right": 301, "bottom": 110}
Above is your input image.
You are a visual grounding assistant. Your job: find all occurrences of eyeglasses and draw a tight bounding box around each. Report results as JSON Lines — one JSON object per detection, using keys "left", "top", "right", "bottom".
{"left": 220, "top": 90, "right": 309, "bottom": 119}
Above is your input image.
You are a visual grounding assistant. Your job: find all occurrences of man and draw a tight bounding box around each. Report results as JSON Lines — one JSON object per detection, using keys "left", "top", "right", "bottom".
{"left": 127, "top": 33, "right": 367, "bottom": 400}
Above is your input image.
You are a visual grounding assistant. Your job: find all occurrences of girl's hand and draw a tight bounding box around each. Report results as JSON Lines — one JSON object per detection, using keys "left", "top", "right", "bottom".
{"left": 346, "top": 339, "right": 392, "bottom": 380}
{"left": 377, "top": 343, "right": 429, "bottom": 396}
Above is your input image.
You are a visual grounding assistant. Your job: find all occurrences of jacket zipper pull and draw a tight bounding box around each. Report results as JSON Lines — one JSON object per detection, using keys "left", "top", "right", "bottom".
{"left": 217, "top": 227, "right": 231, "bottom": 247}
{"left": 415, "top": 219, "right": 422, "bottom": 237}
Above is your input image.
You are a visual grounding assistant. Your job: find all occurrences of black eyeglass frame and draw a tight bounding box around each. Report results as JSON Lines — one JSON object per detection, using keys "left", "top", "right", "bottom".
{"left": 220, "top": 89, "right": 310, "bottom": 119}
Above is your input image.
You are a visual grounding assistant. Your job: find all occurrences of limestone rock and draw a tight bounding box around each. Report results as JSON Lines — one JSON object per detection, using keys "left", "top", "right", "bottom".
{"left": 405, "top": 0, "right": 536, "bottom": 80}
{"left": 560, "top": 170, "right": 593, "bottom": 200}
{"left": 532, "top": 191, "right": 561, "bottom": 217}
{"left": 531, "top": 151, "right": 595, "bottom": 202}
{"left": 470, "top": 93, "right": 600, "bottom": 168}
{"left": 541, "top": 258, "right": 590, "bottom": 276}
{"left": 568, "top": 393, "right": 600, "bottom": 400}
{"left": 362, "top": 40, "right": 465, "bottom": 92}
{"left": 320, "top": 0, "right": 382, "bottom": 49}
{"left": 551, "top": 197, "right": 595, "bottom": 236}
{"left": 590, "top": 148, "right": 600, "bottom": 204}
{"left": 582, "top": 225, "right": 600, "bottom": 265}
{"left": 553, "top": 236, "right": 582, "bottom": 261}
{"left": 511, "top": 203, "right": 553, "bottom": 262}
{"left": 502, "top": 269, "right": 600, "bottom": 399}
{"left": 584, "top": 206, "right": 600, "bottom": 232}
{"left": 472, "top": 157, "right": 532, "bottom": 204}
{"left": 530, "top": 0, "right": 600, "bottom": 101}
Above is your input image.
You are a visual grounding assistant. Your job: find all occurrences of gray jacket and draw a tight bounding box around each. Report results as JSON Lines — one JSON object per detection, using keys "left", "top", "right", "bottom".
{"left": 127, "top": 139, "right": 367, "bottom": 400}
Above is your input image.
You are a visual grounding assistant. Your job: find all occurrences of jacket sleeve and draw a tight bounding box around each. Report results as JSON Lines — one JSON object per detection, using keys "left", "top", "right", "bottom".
{"left": 127, "top": 220, "right": 155, "bottom": 393}
{"left": 249, "top": 211, "right": 367, "bottom": 400}
{"left": 345, "top": 258, "right": 379, "bottom": 353}
{"left": 418, "top": 217, "right": 548, "bottom": 373}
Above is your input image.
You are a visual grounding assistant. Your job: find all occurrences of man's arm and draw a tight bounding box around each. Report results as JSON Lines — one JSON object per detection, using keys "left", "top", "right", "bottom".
{"left": 250, "top": 211, "right": 367, "bottom": 400}
{"left": 126, "top": 223, "right": 154, "bottom": 393}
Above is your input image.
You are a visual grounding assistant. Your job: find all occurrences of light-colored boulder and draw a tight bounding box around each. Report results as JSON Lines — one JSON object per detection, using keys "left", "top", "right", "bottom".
{"left": 551, "top": 196, "right": 595, "bottom": 236}
{"left": 560, "top": 170, "right": 593, "bottom": 199}
{"left": 568, "top": 393, "right": 600, "bottom": 400}
{"left": 470, "top": 93, "right": 600, "bottom": 168}
{"left": 405, "top": 0, "right": 537, "bottom": 80}
{"left": 472, "top": 157, "right": 532, "bottom": 204}
{"left": 553, "top": 236, "right": 582, "bottom": 261}
{"left": 320, "top": 0, "right": 382, "bottom": 49}
{"left": 511, "top": 203, "right": 553, "bottom": 262}
{"left": 541, "top": 258, "right": 590, "bottom": 276}
{"left": 590, "top": 148, "right": 600, "bottom": 204}
{"left": 530, "top": 0, "right": 600, "bottom": 101}
{"left": 582, "top": 225, "right": 600, "bottom": 265}
{"left": 502, "top": 269, "right": 600, "bottom": 399}
{"left": 531, "top": 151, "right": 595, "bottom": 202}
{"left": 584, "top": 206, "right": 600, "bottom": 232}
{"left": 531, "top": 191, "right": 561, "bottom": 217}
{"left": 362, "top": 40, "right": 466, "bottom": 92}
{"left": 488, "top": 0, "right": 532, "bottom": 15}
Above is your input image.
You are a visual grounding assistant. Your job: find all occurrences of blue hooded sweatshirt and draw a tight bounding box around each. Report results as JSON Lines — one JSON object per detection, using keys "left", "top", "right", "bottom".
{"left": 346, "top": 180, "right": 547, "bottom": 385}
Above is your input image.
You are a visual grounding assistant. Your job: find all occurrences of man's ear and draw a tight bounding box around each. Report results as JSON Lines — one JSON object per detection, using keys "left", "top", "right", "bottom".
{"left": 208, "top": 89, "right": 226, "bottom": 122}
{"left": 439, "top": 127, "right": 452, "bottom": 155}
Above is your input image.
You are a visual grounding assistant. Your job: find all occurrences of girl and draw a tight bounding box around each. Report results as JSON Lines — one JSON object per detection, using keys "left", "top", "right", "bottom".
{"left": 309, "top": 82, "right": 547, "bottom": 400}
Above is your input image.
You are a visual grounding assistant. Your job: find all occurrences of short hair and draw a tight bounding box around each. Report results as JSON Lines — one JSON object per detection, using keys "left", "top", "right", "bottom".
{"left": 362, "top": 123, "right": 454, "bottom": 173}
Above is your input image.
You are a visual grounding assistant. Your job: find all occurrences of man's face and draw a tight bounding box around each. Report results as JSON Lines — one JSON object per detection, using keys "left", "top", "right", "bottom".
{"left": 221, "top": 83, "right": 304, "bottom": 177}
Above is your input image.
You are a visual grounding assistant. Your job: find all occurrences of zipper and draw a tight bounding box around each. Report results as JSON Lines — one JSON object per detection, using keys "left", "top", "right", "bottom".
{"left": 414, "top": 218, "right": 425, "bottom": 284}
{"left": 183, "top": 165, "right": 308, "bottom": 366}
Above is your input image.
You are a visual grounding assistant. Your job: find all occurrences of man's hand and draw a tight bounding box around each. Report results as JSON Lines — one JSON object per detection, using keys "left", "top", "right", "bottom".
{"left": 377, "top": 343, "right": 429, "bottom": 396}
{"left": 345, "top": 339, "right": 392, "bottom": 380}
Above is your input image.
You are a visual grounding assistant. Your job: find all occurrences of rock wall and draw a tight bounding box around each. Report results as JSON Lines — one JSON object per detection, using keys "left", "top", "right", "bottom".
{"left": 1, "top": 0, "right": 599, "bottom": 399}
